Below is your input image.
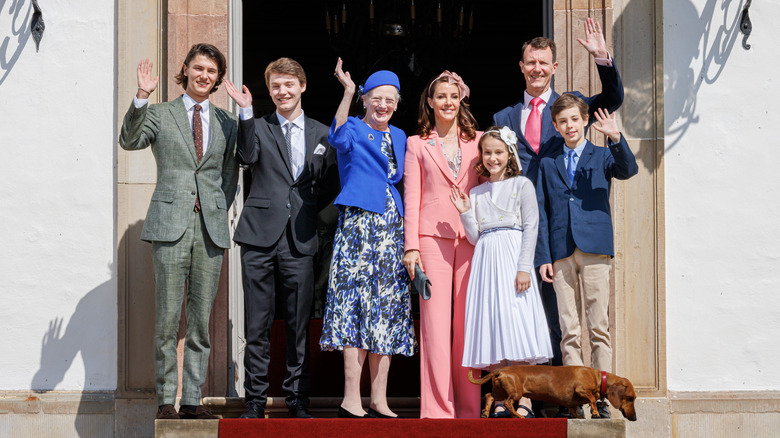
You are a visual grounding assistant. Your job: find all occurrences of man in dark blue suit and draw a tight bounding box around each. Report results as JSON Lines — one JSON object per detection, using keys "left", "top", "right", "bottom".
{"left": 492, "top": 20, "right": 624, "bottom": 394}
{"left": 493, "top": 18, "right": 624, "bottom": 183}
{"left": 536, "top": 94, "right": 638, "bottom": 419}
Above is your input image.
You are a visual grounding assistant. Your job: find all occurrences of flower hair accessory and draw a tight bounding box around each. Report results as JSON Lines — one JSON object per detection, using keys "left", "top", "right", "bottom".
{"left": 484, "top": 126, "right": 522, "bottom": 172}
{"left": 428, "top": 70, "right": 470, "bottom": 100}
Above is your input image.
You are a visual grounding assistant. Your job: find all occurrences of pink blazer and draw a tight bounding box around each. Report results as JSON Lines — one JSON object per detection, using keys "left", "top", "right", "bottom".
{"left": 404, "top": 129, "right": 482, "bottom": 251}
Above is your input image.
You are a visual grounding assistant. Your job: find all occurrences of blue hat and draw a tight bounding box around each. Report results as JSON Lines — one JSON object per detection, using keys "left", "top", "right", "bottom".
{"left": 361, "top": 70, "right": 400, "bottom": 94}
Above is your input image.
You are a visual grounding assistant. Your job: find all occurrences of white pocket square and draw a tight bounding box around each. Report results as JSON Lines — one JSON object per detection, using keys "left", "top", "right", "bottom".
{"left": 314, "top": 144, "right": 327, "bottom": 155}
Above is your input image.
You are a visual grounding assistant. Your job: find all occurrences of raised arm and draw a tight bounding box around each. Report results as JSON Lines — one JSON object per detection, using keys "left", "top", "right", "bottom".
{"left": 224, "top": 80, "right": 260, "bottom": 165}
{"left": 225, "top": 80, "right": 253, "bottom": 111}
{"left": 333, "top": 57, "right": 356, "bottom": 131}
{"left": 119, "top": 59, "right": 160, "bottom": 151}
{"left": 577, "top": 18, "right": 609, "bottom": 60}
{"left": 594, "top": 109, "right": 638, "bottom": 180}
{"left": 578, "top": 18, "right": 624, "bottom": 116}
{"left": 135, "top": 58, "right": 159, "bottom": 100}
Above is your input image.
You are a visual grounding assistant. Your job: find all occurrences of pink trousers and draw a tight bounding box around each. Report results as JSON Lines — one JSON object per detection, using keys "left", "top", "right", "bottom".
{"left": 418, "top": 235, "right": 481, "bottom": 418}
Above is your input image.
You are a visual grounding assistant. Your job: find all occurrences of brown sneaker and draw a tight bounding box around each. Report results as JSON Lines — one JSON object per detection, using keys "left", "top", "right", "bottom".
{"left": 178, "top": 405, "right": 219, "bottom": 420}
{"left": 156, "top": 404, "right": 179, "bottom": 420}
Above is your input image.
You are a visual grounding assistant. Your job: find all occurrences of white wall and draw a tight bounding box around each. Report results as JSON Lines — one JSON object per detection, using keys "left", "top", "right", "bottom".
{"left": 664, "top": 0, "right": 780, "bottom": 391}
{"left": 0, "top": 0, "right": 117, "bottom": 391}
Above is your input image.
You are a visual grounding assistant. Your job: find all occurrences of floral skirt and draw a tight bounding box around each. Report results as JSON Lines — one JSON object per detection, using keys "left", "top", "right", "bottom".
{"left": 319, "top": 187, "right": 417, "bottom": 356}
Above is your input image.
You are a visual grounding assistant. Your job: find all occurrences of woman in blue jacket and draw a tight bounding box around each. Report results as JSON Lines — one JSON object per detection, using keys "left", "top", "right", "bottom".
{"left": 320, "top": 58, "right": 417, "bottom": 419}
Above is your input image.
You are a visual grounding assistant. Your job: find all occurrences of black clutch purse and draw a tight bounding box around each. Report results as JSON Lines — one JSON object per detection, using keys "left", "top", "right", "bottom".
{"left": 411, "top": 265, "right": 432, "bottom": 301}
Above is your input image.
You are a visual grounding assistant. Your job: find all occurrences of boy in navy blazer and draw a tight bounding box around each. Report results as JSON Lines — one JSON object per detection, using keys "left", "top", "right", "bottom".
{"left": 536, "top": 94, "right": 638, "bottom": 418}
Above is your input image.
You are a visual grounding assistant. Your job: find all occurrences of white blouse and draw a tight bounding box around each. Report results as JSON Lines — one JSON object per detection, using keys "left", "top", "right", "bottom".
{"left": 459, "top": 176, "right": 539, "bottom": 273}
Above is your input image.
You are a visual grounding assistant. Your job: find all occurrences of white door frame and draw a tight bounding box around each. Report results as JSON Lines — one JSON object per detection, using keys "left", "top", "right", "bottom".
{"left": 228, "top": 0, "right": 245, "bottom": 398}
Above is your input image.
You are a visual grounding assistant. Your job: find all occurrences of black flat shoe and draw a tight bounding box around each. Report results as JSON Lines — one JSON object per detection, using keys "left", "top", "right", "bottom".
{"left": 240, "top": 401, "right": 264, "bottom": 419}
{"left": 287, "top": 398, "right": 314, "bottom": 418}
{"left": 337, "top": 406, "right": 369, "bottom": 418}
{"left": 595, "top": 401, "right": 611, "bottom": 419}
{"left": 490, "top": 408, "right": 512, "bottom": 418}
{"left": 367, "top": 408, "right": 402, "bottom": 419}
{"left": 554, "top": 405, "right": 584, "bottom": 419}
{"left": 517, "top": 405, "right": 535, "bottom": 419}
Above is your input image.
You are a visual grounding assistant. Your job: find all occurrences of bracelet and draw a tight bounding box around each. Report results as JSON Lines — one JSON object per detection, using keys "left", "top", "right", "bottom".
{"left": 137, "top": 87, "right": 152, "bottom": 95}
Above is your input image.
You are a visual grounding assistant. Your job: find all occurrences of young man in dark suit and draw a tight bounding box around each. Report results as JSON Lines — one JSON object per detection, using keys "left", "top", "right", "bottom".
{"left": 225, "top": 58, "right": 335, "bottom": 419}
{"left": 120, "top": 43, "right": 239, "bottom": 420}
{"left": 493, "top": 21, "right": 624, "bottom": 410}
{"left": 536, "top": 93, "right": 638, "bottom": 419}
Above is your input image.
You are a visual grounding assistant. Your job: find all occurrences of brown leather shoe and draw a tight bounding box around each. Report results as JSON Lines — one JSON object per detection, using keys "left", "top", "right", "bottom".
{"left": 178, "top": 405, "right": 219, "bottom": 420}
{"left": 156, "top": 404, "right": 179, "bottom": 420}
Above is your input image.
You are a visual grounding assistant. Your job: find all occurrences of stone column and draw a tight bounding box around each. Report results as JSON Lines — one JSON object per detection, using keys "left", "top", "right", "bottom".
{"left": 552, "top": 0, "right": 666, "bottom": 399}
{"left": 117, "top": 4, "right": 234, "bottom": 429}
{"left": 166, "top": 0, "right": 233, "bottom": 399}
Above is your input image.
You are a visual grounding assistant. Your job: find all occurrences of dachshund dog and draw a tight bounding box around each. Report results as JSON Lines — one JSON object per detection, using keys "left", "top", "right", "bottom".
{"left": 468, "top": 365, "right": 637, "bottom": 421}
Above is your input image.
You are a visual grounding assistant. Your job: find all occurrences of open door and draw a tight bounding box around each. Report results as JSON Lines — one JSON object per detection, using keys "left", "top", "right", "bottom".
{"left": 230, "top": 0, "right": 548, "bottom": 401}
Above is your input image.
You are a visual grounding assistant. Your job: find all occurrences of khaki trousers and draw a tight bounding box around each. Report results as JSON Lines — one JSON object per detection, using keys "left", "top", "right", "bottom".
{"left": 552, "top": 248, "right": 612, "bottom": 371}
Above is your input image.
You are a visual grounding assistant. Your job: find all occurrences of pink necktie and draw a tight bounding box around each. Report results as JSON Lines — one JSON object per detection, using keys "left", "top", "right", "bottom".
{"left": 526, "top": 97, "right": 542, "bottom": 154}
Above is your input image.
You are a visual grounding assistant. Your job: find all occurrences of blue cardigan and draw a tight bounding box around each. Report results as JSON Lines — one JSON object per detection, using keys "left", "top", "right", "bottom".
{"left": 329, "top": 116, "right": 407, "bottom": 216}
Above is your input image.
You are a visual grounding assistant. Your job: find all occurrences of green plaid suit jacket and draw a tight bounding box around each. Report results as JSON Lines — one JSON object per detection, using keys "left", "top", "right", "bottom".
{"left": 119, "top": 96, "right": 239, "bottom": 248}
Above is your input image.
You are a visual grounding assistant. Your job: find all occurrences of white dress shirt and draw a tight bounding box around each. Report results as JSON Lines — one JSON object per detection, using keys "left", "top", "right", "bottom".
{"left": 519, "top": 55, "right": 614, "bottom": 135}
{"left": 519, "top": 88, "right": 553, "bottom": 135}
{"left": 134, "top": 93, "right": 211, "bottom": 153}
{"left": 277, "top": 111, "right": 306, "bottom": 180}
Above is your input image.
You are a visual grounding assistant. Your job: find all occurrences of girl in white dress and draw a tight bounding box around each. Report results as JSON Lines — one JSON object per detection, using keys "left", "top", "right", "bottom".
{"left": 450, "top": 126, "right": 552, "bottom": 418}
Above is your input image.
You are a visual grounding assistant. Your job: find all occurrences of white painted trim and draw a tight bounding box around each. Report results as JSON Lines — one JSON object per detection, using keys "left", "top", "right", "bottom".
{"left": 228, "top": 0, "right": 246, "bottom": 398}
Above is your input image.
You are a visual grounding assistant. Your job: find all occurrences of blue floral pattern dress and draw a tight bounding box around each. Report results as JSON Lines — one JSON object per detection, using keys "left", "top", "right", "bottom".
{"left": 320, "top": 132, "right": 417, "bottom": 356}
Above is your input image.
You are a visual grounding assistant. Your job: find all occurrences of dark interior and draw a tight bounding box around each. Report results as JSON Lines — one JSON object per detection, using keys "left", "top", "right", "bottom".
{"left": 242, "top": 0, "right": 543, "bottom": 398}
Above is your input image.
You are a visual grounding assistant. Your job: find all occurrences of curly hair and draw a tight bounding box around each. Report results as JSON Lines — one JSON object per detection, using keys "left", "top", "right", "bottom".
{"left": 416, "top": 75, "right": 477, "bottom": 141}
{"left": 474, "top": 126, "right": 522, "bottom": 178}
{"left": 174, "top": 43, "right": 227, "bottom": 94}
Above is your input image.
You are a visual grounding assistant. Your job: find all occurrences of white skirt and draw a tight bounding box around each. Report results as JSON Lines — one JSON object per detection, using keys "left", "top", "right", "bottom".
{"left": 461, "top": 228, "right": 553, "bottom": 368}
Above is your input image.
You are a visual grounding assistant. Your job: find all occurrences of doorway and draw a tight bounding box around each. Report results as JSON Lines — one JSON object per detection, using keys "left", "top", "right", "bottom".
{"left": 235, "top": 0, "right": 546, "bottom": 400}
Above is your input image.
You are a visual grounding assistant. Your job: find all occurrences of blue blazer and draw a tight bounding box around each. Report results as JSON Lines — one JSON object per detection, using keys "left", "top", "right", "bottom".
{"left": 492, "top": 63, "right": 624, "bottom": 185}
{"left": 536, "top": 136, "right": 638, "bottom": 266}
{"left": 329, "top": 116, "right": 407, "bottom": 216}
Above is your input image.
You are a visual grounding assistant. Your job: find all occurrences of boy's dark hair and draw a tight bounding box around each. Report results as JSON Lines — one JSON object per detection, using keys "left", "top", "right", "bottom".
{"left": 174, "top": 43, "right": 227, "bottom": 94}
{"left": 264, "top": 57, "right": 307, "bottom": 89}
{"left": 550, "top": 93, "right": 590, "bottom": 122}
{"left": 416, "top": 75, "right": 477, "bottom": 141}
{"left": 521, "top": 37, "right": 557, "bottom": 63}
{"left": 474, "top": 126, "right": 522, "bottom": 178}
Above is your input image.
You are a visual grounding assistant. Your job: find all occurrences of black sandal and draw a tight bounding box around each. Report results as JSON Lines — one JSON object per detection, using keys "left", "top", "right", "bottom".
{"left": 517, "top": 405, "right": 535, "bottom": 419}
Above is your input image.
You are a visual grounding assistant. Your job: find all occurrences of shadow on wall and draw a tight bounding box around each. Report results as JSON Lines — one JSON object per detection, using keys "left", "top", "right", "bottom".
{"left": 30, "top": 282, "right": 115, "bottom": 437}
{"left": 0, "top": 0, "right": 33, "bottom": 86}
{"left": 616, "top": 0, "right": 744, "bottom": 160}
{"left": 30, "top": 223, "right": 147, "bottom": 437}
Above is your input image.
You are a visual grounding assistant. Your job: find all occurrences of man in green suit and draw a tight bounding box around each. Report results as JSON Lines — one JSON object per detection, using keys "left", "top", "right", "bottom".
{"left": 119, "top": 43, "right": 239, "bottom": 420}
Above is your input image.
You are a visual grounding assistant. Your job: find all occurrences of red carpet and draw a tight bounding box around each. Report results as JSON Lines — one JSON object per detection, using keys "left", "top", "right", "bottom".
{"left": 219, "top": 418, "right": 567, "bottom": 437}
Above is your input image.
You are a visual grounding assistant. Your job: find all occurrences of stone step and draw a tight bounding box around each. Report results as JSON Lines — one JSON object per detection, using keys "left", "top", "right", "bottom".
{"left": 154, "top": 418, "right": 626, "bottom": 438}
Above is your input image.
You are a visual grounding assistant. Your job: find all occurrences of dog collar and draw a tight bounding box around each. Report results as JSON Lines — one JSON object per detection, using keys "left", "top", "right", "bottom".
{"left": 601, "top": 371, "right": 608, "bottom": 396}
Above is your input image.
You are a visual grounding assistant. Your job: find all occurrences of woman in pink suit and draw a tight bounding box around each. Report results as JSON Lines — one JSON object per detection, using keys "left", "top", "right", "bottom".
{"left": 403, "top": 71, "right": 482, "bottom": 418}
